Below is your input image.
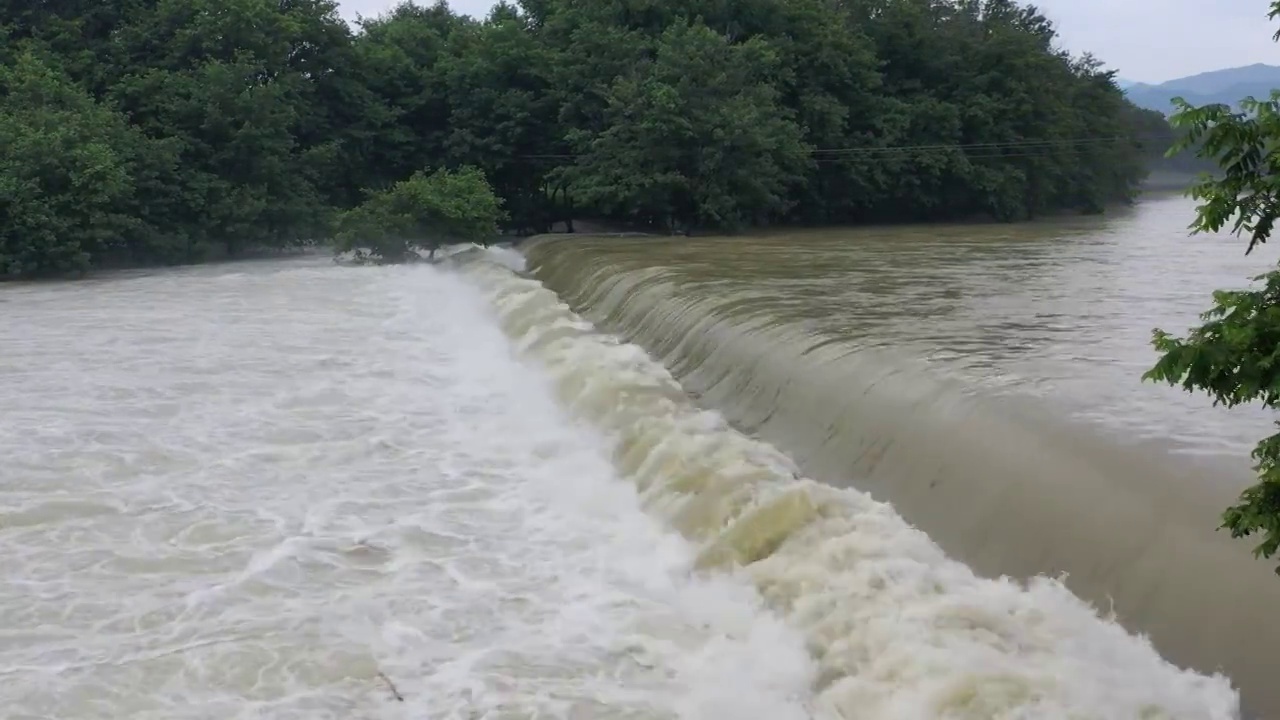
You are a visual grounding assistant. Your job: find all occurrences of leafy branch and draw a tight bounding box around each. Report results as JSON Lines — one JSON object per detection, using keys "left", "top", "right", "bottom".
{"left": 1144, "top": 1, "right": 1280, "bottom": 571}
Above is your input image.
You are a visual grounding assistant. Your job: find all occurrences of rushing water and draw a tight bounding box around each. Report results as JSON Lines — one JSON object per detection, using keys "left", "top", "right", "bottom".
{"left": 517, "top": 194, "right": 1280, "bottom": 718}
{"left": 0, "top": 193, "right": 1264, "bottom": 719}
{"left": 536, "top": 195, "right": 1278, "bottom": 463}
{"left": 0, "top": 262, "right": 815, "bottom": 719}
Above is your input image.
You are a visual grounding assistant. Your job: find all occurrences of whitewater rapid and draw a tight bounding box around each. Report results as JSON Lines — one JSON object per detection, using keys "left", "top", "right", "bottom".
{"left": 0, "top": 250, "right": 1242, "bottom": 719}
{"left": 459, "top": 246, "right": 1240, "bottom": 719}
{"left": 0, "top": 259, "right": 812, "bottom": 719}
{"left": 516, "top": 208, "right": 1280, "bottom": 719}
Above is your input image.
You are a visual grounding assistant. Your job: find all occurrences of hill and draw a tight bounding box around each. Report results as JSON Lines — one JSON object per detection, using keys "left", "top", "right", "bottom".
{"left": 1124, "top": 63, "right": 1280, "bottom": 114}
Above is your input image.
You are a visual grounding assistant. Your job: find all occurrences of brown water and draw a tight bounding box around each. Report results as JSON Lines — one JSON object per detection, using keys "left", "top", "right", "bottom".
{"left": 0, "top": 261, "right": 818, "bottom": 720}
{"left": 0, "top": 193, "right": 1262, "bottom": 720}
{"left": 518, "top": 194, "right": 1280, "bottom": 717}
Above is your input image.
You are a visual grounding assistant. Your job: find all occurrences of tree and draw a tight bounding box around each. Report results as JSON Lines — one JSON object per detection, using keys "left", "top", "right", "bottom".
{"left": 107, "top": 0, "right": 344, "bottom": 258}
{"left": 334, "top": 166, "right": 506, "bottom": 263}
{"left": 439, "top": 4, "right": 563, "bottom": 234}
{"left": 562, "top": 19, "right": 812, "bottom": 233}
{"left": 1144, "top": 2, "right": 1280, "bottom": 572}
{"left": 0, "top": 0, "right": 1175, "bottom": 278}
{"left": 0, "top": 51, "right": 142, "bottom": 276}
{"left": 344, "top": 1, "right": 467, "bottom": 193}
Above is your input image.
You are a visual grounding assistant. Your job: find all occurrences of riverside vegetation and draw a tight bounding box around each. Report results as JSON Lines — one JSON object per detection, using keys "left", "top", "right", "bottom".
{"left": 1146, "top": 2, "right": 1280, "bottom": 574}
{"left": 5, "top": 0, "right": 1184, "bottom": 276}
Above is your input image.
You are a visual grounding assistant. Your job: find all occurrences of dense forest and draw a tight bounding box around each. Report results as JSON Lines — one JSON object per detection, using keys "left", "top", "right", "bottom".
{"left": 2, "top": 0, "right": 1187, "bottom": 277}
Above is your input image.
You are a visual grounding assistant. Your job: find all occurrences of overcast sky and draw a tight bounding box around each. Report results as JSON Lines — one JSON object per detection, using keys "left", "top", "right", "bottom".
{"left": 337, "top": 0, "right": 1280, "bottom": 84}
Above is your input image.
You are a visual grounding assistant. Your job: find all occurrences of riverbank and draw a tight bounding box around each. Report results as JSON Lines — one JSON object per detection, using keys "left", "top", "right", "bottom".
{"left": 1140, "top": 169, "right": 1205, "bottom": 193}
{"left": 0, "top": 245, "right": 330, "bottom": 285}
{"left": 2, "top": 182, "right": 1200, "bottom": 284}
{"left": 519, "top": 191, "right": 1179, "bottom": 244}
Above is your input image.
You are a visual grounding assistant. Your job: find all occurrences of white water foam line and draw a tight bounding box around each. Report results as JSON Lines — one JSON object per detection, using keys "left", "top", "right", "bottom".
{"left": 0, "top": 259, "right": 817, "bottom": 720}
{"left": 461, "top": 248, "right": 1240, "bottom": 720}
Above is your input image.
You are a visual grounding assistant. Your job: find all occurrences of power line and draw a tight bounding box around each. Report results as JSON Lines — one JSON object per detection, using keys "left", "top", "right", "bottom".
{"left": 809, "top": 135, "right": 1163, "bottom": 155}
{"left": 815, "top": 143, "right": 1171, "bottom": 163}
{"left": 516, "top": 133, "right": 1179, "bottom": 161}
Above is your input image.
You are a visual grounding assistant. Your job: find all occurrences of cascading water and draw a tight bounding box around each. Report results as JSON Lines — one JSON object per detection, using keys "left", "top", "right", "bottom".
{"left": 494, "top": 199, "right": 1280, "bottom": 718}
{"left": 453, "top": 246, "right": 1240, "bottom": 719}
{"left": 0, "top": 258, "right": 819, "bottom": 720}
{"left": 0, "top": 196, "right": 1263, "bottom": 719}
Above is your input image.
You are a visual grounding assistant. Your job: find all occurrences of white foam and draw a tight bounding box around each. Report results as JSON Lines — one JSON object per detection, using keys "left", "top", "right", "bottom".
{"left": 0, "top": 259, "right": 816, "bottom": 719}
{"left": 460, "top": 249, "right": 1242, "bottom": 720}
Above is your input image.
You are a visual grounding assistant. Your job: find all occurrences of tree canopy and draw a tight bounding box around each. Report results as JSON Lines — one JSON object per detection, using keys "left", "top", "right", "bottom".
{"left": 3, "top": 0, "right": 1188, "bottom": 277}
{"left": 1144, "top": 2, "right": 1280, "bottom": 572}
{"left": 335, "top": 166, "right": 506, "bottom": 262}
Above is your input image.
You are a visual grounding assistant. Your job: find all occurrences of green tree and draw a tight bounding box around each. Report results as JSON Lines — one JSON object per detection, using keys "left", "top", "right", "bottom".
{"left": 1144, "top": 2, "right": 1280, "bottom": 571}
{"left": 335, "top": 166, "right": 506, "bottom": 263}
{"left": 104, "top": 0, "right": 349, "bottom": 258}
{"left": 562, "top": 19, "right": 811, "bottom": 233}
{"left": 0, "top": 0, "right": 1176, "bottom": 278}
{"left": 345, "top": 1, "right": 467, "bottom": 192}
{"left": 440, "top": 3, "right": 563, "bottom": 234}
{"left": 0, "top": 51, "right": 143, "bottom": 276}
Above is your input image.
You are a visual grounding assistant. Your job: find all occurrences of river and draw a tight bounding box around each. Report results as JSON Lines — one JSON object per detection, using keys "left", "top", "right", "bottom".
{"left": 0, "top": 193, "right": 1266, "bottom": 719}
{"left": 0, "top": 263, "right": 813, "bottom": 719}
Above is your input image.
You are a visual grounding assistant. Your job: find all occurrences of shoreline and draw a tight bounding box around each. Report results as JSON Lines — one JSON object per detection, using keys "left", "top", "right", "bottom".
{"left": 519, "top": 192, "right": 1190, "bottom": 244}
{"left": 3, "top": 185, "right": 1200, "bottom": 284}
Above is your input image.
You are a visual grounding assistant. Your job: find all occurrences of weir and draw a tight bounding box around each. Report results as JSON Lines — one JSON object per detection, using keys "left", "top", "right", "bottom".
{"left": 512, "top": 233, "right": 1280, "bottom": 718}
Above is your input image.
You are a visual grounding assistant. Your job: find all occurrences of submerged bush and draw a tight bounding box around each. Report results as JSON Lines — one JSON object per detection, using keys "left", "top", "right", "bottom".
{"left": 335, "top": 166, "right": 506, "bottom": 263}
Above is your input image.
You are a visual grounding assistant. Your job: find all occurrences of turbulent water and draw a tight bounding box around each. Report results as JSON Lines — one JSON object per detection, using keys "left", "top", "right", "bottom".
{"left": 0, "top": 195, "right": 1265, "bottom": 720}
{"left": 0, "top": 261, "right": 814, "bottom": 719}
{"left": 514, "top": 194, "right": 1280, "bottom": 718}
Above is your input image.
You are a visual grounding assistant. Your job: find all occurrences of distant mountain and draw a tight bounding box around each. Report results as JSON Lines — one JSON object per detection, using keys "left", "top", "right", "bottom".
{"left": 1123, "top": 63, "right": 1280, "bottom": 115}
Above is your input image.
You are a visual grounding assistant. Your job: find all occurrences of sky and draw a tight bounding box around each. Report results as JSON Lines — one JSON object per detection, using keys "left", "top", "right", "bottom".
{"left": 336, "top": 0, "right": 1280, "bottom": 84}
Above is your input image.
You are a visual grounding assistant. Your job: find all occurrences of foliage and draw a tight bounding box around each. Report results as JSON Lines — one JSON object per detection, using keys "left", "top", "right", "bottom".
{"left": 562, "top": 20, "right": 812, "bottom": 232}
{"left": 2, "top": 0, "right": 1190, "bottom": 277}
{"left": 335, "top": 166, "right": 506, "bottom": 262}
{"left": 0, "top": 51, "right": 144, "bottom": 277}
{"left": 438, "top": 5, "right": 563, "bottom": 234}
{"left": 1144, "top": 1, "right": 1280, "bottom": 571}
